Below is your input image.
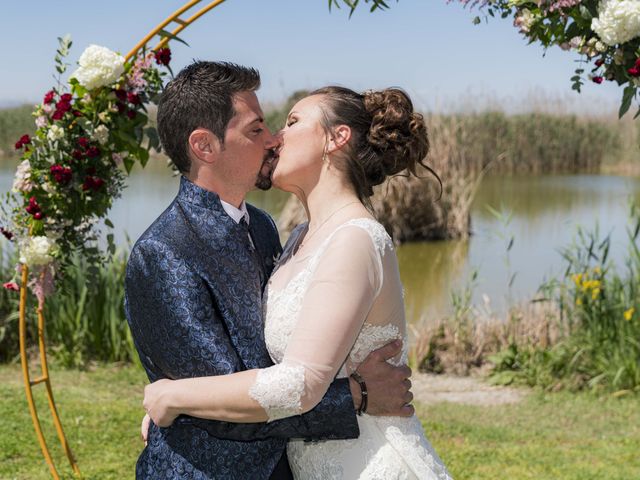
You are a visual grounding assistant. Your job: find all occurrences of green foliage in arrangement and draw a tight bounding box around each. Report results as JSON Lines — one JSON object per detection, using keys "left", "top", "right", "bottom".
{"left": 491, "top": 203, "right": 640, "bottom": 393}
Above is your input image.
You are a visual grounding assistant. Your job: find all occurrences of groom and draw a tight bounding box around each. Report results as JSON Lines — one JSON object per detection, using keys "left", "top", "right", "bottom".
{"left": 125, "top": 61, "right": 413, "bottom": 480}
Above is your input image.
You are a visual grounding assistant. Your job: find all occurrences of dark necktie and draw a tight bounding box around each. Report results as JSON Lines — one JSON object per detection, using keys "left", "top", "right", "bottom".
{"left": 240, "top": 217, "right": 266, "bottom": 288}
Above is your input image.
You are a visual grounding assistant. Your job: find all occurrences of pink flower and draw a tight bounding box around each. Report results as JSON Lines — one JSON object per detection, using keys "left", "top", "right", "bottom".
{"left": 3, "top": 282, "right": 19, "bottom": 292}
{"left": 35, "top": 116, "right": 48, "bottom": 128}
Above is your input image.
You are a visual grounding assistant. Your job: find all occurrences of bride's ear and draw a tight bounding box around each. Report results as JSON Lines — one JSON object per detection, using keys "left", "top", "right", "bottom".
{"left": 326, "top": 125, "right": 351, "bottom": 154}
{"left": 188, "top": 129, "right": 221, "bottom": 165}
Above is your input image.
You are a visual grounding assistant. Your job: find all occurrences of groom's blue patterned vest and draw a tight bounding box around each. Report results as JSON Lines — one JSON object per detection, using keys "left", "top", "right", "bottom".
{"left": 125, "top": 177, "right": 359, "bottom": 479}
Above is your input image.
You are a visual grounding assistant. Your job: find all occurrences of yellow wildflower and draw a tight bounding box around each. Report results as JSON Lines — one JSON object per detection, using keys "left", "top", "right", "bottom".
{"left": 624, "top": 307, "right": 635, "bottom": 321}
{"left": 576, "top": 298, "right": 582, "bottom": 306}
{"left": 572, "top": 273, "right": 583, "bottom": 286}
{"left": 593, "top": 266, "right": 601, "bottom": 275}
{"left": 591, "top": 288, "right": 600, "bottom": 300}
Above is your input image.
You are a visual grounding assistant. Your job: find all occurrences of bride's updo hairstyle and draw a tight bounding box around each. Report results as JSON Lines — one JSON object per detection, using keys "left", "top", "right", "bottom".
{"left": 310, "top": 86, "right": 438, "bottom": 202}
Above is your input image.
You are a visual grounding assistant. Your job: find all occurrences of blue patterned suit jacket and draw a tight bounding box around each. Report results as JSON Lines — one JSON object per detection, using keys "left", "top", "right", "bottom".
{"left": 125, "top": 177, "right": 359, "bottom": 479}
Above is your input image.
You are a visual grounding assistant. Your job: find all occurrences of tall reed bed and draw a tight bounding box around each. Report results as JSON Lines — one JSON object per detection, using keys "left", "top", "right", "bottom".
{"left": 0, "top": 249, "right": 136, "bottom": 367}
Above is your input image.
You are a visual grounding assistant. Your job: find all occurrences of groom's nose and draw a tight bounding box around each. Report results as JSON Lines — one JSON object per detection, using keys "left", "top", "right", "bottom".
{"left": 264, "top": 129, "right": 281, "bottom": 150}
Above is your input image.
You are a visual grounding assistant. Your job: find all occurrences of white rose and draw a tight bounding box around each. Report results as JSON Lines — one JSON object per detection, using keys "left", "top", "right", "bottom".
{"left": 92, "top": 125, "right": 110, "bottom": 145}
{"left": 592, "top": 0, "right": 640, "bottom": 46}
{"left": 47, "top": 124, "right": 65, "bottom": 142}
{"left": 19, "top": 236, "right": 57, "bottom": 267}
{"left": 71, "top": 45, "right": 125, "bottom": 90}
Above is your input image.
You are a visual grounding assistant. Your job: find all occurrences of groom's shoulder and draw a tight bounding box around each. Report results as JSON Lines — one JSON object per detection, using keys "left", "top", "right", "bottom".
{"left": 131, "top": 198, "right": 185, "bottom": 256}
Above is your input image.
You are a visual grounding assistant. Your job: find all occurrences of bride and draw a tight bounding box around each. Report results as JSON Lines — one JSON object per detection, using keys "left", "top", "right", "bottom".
{"left": 143, "top": 85, "right": 452, "bottom": 480}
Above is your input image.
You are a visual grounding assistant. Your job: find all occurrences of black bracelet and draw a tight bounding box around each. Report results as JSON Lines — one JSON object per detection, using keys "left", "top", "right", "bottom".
{"left": 350, "top": 371, "right": 368, "bottom": 415}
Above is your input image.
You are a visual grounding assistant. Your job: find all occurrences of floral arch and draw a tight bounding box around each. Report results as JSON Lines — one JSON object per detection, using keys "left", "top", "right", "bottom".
{"left": 4, "top": 2, "right": 228, "bottom": 477}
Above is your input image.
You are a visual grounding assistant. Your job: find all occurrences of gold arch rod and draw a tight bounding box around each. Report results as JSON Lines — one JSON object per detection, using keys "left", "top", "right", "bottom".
{"left": 125, "top": 0, "right": 228, "bottom": 62}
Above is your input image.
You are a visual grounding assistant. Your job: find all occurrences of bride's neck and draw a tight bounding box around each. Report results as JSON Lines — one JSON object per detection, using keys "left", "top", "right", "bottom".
{"left": 301, "top": 173, "right": 361, "bottom": 231}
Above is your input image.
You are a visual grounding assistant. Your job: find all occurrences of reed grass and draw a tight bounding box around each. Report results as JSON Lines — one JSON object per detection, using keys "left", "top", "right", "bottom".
{"left": 0, "top": 104, "right": 36, "bottom": 158}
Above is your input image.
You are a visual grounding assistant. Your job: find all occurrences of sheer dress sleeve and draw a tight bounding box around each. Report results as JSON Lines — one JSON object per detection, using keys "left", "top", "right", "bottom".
{"left": 249, "top": 225, "right": 384, "bottom": 421}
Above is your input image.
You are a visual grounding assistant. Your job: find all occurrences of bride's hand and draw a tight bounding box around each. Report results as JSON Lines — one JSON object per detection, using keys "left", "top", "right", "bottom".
{"left": 141, "top": 413, "right": 150, "bottom": 445}
{"left": 143, "top": 378, "right": 179, "bottom": 427}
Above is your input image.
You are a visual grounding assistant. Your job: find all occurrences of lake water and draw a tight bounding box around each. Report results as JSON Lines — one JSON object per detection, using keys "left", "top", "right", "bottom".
{"left": 2, "top": 163, "right": 639, "bottom": 325}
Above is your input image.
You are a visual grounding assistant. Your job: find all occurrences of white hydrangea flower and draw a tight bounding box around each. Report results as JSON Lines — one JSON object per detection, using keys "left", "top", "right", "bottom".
{"left": 592, "top": 0, "right": 640, "bottom": 46}
{"left": 71, "top": 45, "right": 125, "bottom": 90}
{"left": 12, "top": 159, "right": 33, "bottom": 192}
{"left": 47, "top": 124, "right": 65, "bottom": 142}
{"left": 92, "top": 125, "right": 110, "bottom": 145}
{"left": 19, "top": 236, "right": 57, "bottom": 267}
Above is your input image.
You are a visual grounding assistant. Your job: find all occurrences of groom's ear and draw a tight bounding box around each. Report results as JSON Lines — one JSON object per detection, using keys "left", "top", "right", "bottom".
{"left": 188, "top": 129, "right": 222, "bottom": 165}
{"left": 327, "top": 125, "right": 351, "bottom": 153}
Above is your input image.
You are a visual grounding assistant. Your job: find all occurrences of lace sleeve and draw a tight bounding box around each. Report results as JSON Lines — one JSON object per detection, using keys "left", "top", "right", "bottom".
{"left": 249, "top": 225, "right": 383, "bottom": 421}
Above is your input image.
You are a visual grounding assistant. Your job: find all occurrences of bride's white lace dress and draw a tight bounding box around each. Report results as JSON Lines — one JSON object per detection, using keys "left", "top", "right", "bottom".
{"left": 249, "top": 218, "right": 452, "bottom": 480}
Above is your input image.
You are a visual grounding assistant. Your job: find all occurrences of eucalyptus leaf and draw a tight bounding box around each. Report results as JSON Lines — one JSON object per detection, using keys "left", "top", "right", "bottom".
{"left": 619, "top": 85, "right": 635, "bottom": 118}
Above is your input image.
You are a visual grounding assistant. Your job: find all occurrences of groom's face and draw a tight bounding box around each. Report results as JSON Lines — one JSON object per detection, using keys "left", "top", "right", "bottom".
{"left": 217, "top": 91, "right": 278, "bottom": 193}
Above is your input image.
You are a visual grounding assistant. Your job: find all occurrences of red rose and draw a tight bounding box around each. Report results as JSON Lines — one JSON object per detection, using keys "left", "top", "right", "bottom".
{"left": 594, "top": 59, "right": 604, "bottom": 67}
{"left": 52, "top": 110, "right": 64, "bottom": 121}
{"left": 77, "top": 137, "right": 89, "bottom": 148}
{"left": 33, "top": 212, "right": 43, "bottom": 220}
{"left": 116, "top": 102, "right": 126, "bottom": 113}
{"left": 154, "top": 48, "right": 171, "bottom": 66}
{"left": 127, "top": 92, "right": 141, "bottom": 105}
{"left": 56, "top": 100, "right": 71, "bottom": 113}
{"left": 82, "top": 176, "right": 104, "bottom": 192}
{"left": 60, "top": 93, "right": 73, "bottom": 103}
{"left": 628, "top": 67, "right": 640, "bottom": 77}
{"left": 73, "top": 110, "right": 83, "bottom": 117}
{"left": 0, "top": 227, "right": 13, "bottom": 240}
{"left": 115, "top": 89, "right": 127, "bottom": 101}
{"left": 3, "top": 282, "right": 19, "bottom": 292}
{"left": 43, "top": 90, "right": 56, "bottom": 104}
{"left": 592, "top": 76, "right": 604, "bottom": 84}
{"left": 86, "top": 146, "right": 101, "bottom": 158}
{"left": 72, "top": 149, "right": 84, "bottom": 161}
{"left": 127, "top": 110, "right": 136, "bottom": 120}
{"left": 636, "top": 58, "right": 640, "bottom": 68}
{"left": 26, "top": 196, "right": 41, "bottom": 215}
{"left": 50, "top": 164, "right": 73, "bottom": 184}
{"left": 14, "top": 134, "right": 31, "bottom": 149}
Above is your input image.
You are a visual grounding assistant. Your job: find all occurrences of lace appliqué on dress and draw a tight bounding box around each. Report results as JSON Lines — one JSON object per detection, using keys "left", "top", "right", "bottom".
{"left": 249, "top": 362, "right": 306, "bottom": 421}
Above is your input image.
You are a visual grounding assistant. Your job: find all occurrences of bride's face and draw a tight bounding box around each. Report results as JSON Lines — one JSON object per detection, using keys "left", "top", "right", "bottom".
{"left": 272, "top": 95, "right": 328, "bottom": 193}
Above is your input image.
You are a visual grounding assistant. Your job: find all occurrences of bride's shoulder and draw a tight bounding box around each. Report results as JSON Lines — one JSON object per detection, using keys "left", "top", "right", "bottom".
{"left": 335, "top": 218, "right": 394, "bottom": 255}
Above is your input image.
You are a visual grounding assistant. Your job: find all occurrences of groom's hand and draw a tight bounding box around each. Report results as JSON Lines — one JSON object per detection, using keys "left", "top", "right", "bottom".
{"left": 349, "top": 339, "right": 414, "bottom": 417}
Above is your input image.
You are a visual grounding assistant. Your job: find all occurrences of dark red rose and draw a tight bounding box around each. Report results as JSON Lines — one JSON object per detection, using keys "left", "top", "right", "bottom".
{"left": 43, "top": 90, "right": 56, "bottom": 104}
{"left": 26, "top": 196, "right": 41, "bottom": 215}
{"left": 126, "top": 110, "right": 136, "bottom": 120}
{"left": 127, "top": 92, "right": 141, "bottom": 105}
{"left": 60, "top": 93, "right": 73, "bottom": 103}
{"left": 592, "top": 76, "right": 604, "bottom": 84}
{"left": 77, "top": 137, "right": 89, "bottom": 148}
{"left": 3, "top": 282, "right": 19, "bottom": 292}
{"left": 0, "top": 227, "right": 14, "bottom": 241}
{"left": 154, "top": 48, "right": 171, "bottom": 66}
{"left": 594, "top": 59, "right": 604, "bottom": 67}
{"left": 92, "top": 177, "right": 104, "bottom": 189}
{"left": 52, "top": 110, "right": 64, "bottom": 121}
{"left": 56, "top": 99, "right": 71, "bottom": 113}
{"left": 14, "top": 134, "right": 31, "bottom": 149}
{"left": 72, "top": 149, "right": 84, "bottom": 161}
{"left": 73, "top": 110, "right": 83, "bottom": 117}
{"left": 86, "top": 146, "right": 101, "bottom": 158}
{"left": 628, "top": 67, "right": 640, "bottom": 77}
{"left": 33, "top": 212, "right": 43, "bottom": 220}
{"left": 115, "top": 89, "right": 127, "bottom": 101}
{"left": 635, "top": 58, "right": 640, "bottom": 68}
{"left": 116, "top": 102, "right": 126, "bottom": 113}
{"left": 82, "top": 176, "right": 105, "bottom": 192}
{"left": 50, "top": 164, "right": 73, "bottom": 184}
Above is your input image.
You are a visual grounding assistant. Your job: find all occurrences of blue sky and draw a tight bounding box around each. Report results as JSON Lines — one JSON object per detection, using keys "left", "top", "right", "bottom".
{"left": 0, "top": 0, "right": 622, "bottom": 113}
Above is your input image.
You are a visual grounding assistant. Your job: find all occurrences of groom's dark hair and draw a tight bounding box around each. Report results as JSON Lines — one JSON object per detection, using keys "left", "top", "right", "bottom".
{"left": 157, "top": 60, "right": 261, "bottom": 174}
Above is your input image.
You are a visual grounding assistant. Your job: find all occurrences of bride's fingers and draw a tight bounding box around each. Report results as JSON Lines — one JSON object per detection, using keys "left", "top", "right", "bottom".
{"left": 400, "top": 404, "right": 415, "bottom": 417}
{"left": 404, "top": 391, "right": 414, "bottom": 404}
{"left": 141, "top": 413, "right": 151, "bottom": 446}
{"left": 403, "top": 379, "right": 412, "bottom": 391}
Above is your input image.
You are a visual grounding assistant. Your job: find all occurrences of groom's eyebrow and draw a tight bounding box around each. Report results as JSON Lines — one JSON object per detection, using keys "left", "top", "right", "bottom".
{"left": 245, "top": 116, "right": 264, "bottom": 127}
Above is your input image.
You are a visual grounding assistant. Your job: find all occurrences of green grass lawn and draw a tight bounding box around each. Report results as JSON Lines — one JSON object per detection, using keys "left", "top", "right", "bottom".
{"left": 1, "top": 363, "right": 639, "bottom": 480}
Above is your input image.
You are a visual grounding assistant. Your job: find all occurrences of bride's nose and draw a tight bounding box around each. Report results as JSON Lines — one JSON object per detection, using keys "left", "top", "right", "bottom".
{"left": 266, "top": 130, "right": 283, "bottom": 149}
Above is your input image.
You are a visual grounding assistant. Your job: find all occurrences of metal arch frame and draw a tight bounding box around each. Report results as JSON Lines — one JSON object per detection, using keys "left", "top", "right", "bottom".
{"left": 19, "top": 1, "right": 228, "bottom": 477}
